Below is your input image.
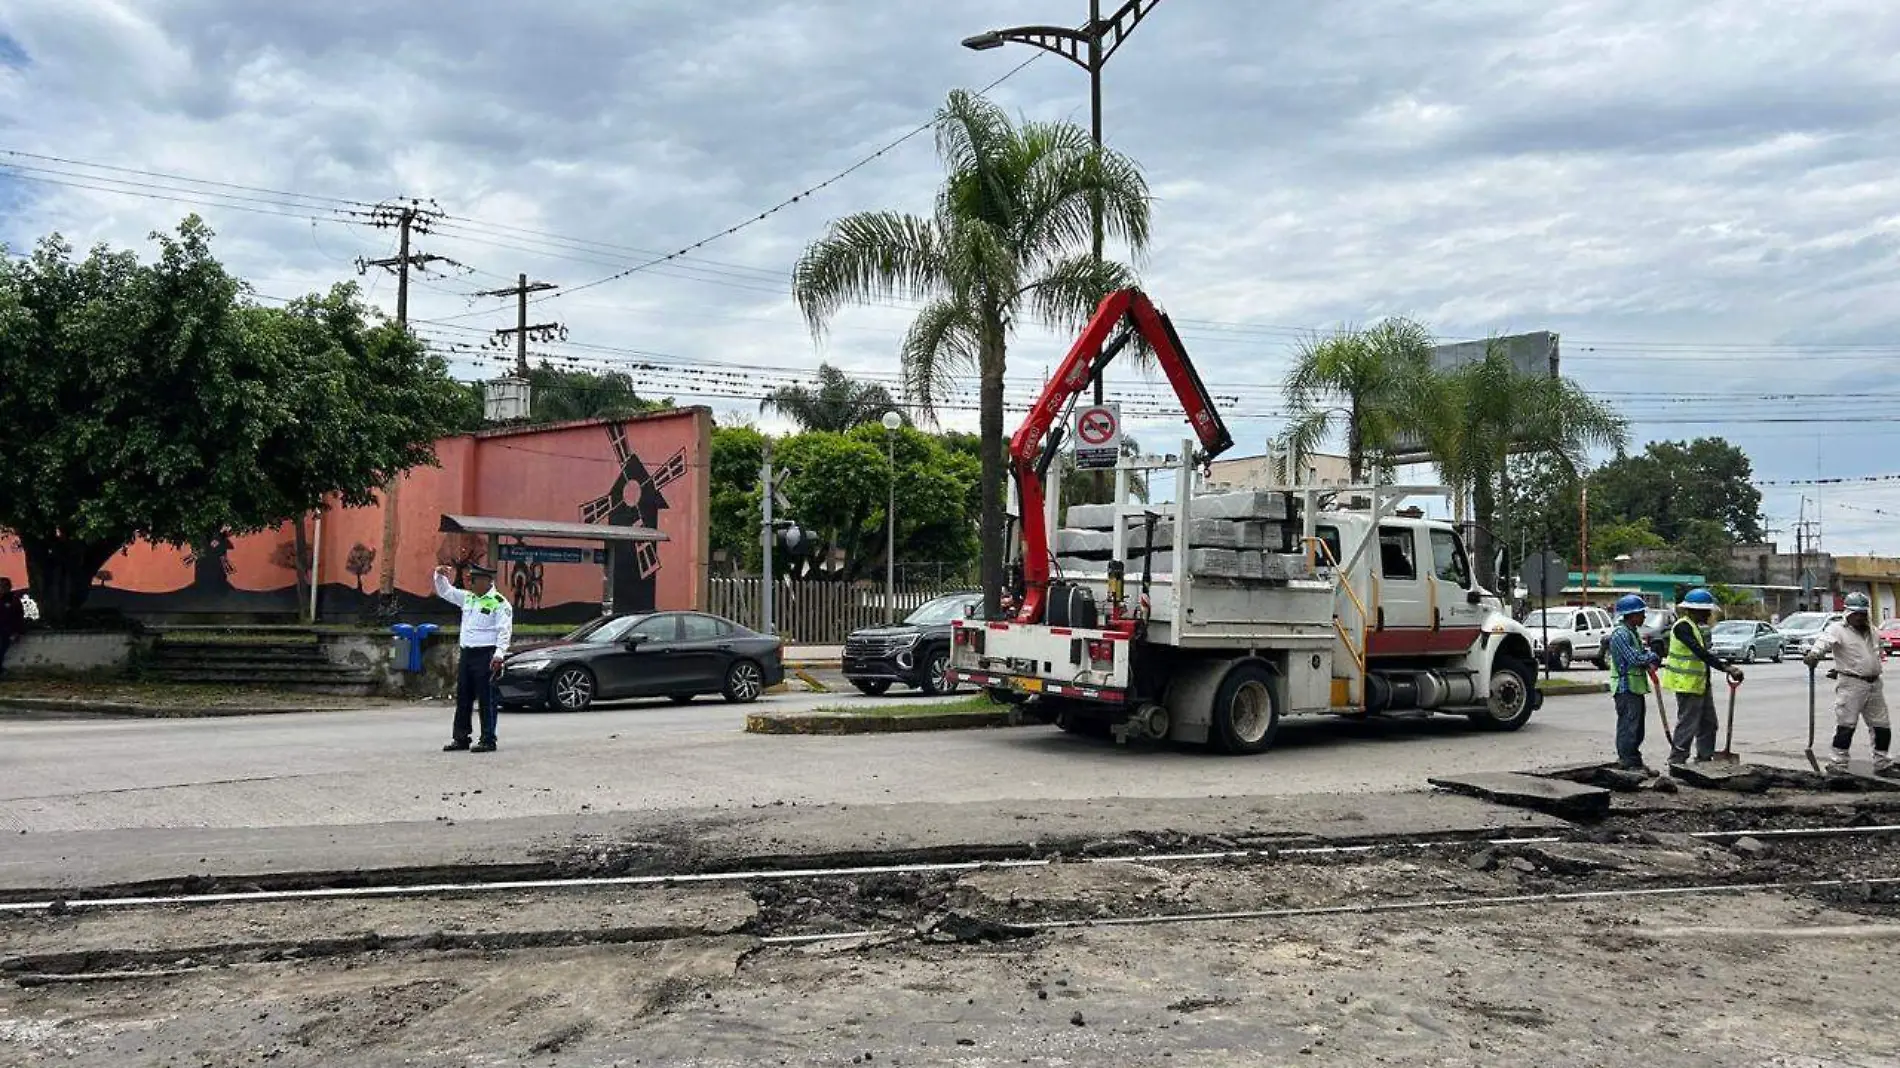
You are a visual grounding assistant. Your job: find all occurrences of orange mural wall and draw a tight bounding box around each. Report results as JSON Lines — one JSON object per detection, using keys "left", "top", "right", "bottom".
{"left": 0, "top": 408, "right": 713, "bottom": 623}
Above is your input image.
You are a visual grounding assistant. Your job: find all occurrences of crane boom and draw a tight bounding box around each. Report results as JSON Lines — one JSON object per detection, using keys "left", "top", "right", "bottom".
{"left": 1009, "top": 289, "right": 1233, "bottom": 625}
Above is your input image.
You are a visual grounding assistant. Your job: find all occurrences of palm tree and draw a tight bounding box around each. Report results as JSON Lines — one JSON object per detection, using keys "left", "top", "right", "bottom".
{"left": 1409, "top": 341, "right": 1628, "bottom": 587}
{"left": 761, "top": 364, "right": 900, "bottom": 432}
{"left": 792, "top": 89, "right": 1151, "bottom": 617}
{"left": 1281, "top": 318, "right": 1437, "bottom": 483}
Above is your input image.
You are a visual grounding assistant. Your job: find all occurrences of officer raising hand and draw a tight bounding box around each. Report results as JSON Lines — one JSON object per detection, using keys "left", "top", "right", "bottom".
{"left": 434, "top": 563, "right": 513, "bottom": 753}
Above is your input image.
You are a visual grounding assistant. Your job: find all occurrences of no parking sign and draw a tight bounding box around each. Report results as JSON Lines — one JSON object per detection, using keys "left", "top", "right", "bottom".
{"left": 1073, "top": 404, "right": 1121, "bottom": 470}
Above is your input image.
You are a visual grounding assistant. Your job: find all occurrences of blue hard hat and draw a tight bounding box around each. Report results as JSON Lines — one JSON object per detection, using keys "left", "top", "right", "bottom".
{"left": 1678, "top": 587, "right": 1717, "bottom": 610}
{"left": 1614, "top": 594, "right": 1647, "bottom": 616}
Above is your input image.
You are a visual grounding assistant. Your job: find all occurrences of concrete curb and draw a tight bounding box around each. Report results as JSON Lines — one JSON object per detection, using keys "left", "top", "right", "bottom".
{"left": 1538, "top": 679, "right": 1609, "bottom": 697}
{"left": 0, "top": 697, "right": 375, "bottom": 719}
{"left": 745, "top": 709, "right": 1019, "bottom": 735}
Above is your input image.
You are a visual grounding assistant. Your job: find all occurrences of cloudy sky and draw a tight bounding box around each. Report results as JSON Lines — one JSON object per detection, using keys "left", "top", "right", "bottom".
{"left": 3, "top": 0, "right": 1899, "bottom": 554}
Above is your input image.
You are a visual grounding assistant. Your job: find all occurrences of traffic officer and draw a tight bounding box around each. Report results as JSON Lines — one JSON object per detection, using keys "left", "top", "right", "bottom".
{"left": 434, "top": 563, "right": 513, "bottom": 753}
{"left": 1805, "top": 592, "right": 1896, "bottom": 777}
{"left": 1606, "top": 594, "right": 1661, "bottom": 771}
{"left": 1658, "top": 587, "right": 1744, "bottom": 766}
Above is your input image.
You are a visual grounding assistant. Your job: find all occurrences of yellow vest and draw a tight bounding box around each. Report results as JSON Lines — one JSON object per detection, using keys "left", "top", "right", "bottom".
{"left": 1659, "top": 620, "right": 1710, "bottom": 695}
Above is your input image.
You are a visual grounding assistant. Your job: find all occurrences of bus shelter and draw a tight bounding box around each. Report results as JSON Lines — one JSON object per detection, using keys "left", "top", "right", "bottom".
{"left": 438, "top": 514, "right": 668, "bottom": 616}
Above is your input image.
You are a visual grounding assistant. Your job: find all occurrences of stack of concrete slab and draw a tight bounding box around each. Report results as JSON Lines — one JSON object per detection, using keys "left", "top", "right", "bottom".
{"left": 1055, "top": 490, "right": 1307, "bottom": 583}
{"left": 1063, "top": 490, "right": 1291, "bottom": 531}
{"left": 1055, "top": 549, "right": 1313, "bottom": 583}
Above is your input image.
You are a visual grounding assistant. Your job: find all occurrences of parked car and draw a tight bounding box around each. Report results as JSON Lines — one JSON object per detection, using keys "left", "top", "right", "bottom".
{"left": 1776, "top": 611, "right": 1844, "bottom": 660}
{"left": 1707, "top": 619, "right": 1784, "bottom": 664}
{"left": 842, "top": 591, "right": 980, "bottom": 696}
{"left": 1524, "top": 605, "right": 1616, "bottom": 670}
{"left": 1640, "top": 607, "right": 1678, "bottom": 658}
{"left": 497, "top": 611, "right": 784, "bottom": 712}
{"left": 1879, "top": 619, "right": 1900, "bottom": 655}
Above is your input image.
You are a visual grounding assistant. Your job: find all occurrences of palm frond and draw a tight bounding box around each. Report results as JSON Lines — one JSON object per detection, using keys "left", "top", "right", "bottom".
{"left": 791, "top": 212, "right": 948, "bottom": 335}
{"left": 899, "top": 298, "right": 983, "bottom": 423}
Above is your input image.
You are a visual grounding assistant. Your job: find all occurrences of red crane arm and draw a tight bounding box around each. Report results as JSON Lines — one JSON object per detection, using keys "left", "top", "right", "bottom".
{"left": 1009, "top": 289, "right": 1234, "bottom": 624}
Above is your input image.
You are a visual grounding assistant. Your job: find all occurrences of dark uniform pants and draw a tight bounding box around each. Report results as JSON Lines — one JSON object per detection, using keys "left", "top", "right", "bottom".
{"left": 454, "top": 645, "right": 499, "bottom": 745}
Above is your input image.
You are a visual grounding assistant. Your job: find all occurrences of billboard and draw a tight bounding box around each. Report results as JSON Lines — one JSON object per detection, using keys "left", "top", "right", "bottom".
{"left": 1387, "top": 331, "right": 1559, "bottom": 463}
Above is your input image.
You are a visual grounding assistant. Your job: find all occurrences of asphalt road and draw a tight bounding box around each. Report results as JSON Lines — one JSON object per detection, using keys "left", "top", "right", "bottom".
{"left": 0, "top": 660, "right": 1842, "bottom": 838}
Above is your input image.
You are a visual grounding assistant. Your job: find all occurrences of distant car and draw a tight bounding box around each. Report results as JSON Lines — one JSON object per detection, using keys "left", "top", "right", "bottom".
{"left": 1708, "top": 620, "right": 1784, "bottom": 664}
{"left": 1777, "top": 611, "right": 1844, "bottom": 660}
{"left": 1640, "top": 607, "right": 1677, "bottom": 658}
{"left": 842, "top": 591, "right": 981, "bottom": 696}
{"left": 1524, "top": 606, "right": 1616, "bottom": 670}
{"left": 497, "top": 611, "right": 784, "bottom": 712}
{"left": 1880, "top": 619, "right": 1900, "bottom": 655}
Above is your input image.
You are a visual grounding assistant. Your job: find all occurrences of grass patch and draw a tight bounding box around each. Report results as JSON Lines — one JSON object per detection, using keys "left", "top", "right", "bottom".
{"left": 801, "top": 694, "right": 1002, "bottom": 718}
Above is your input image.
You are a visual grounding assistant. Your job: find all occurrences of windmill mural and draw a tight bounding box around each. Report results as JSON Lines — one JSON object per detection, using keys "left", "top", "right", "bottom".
{"left": 579, "top": 421, "right": 687, "bottom": 613}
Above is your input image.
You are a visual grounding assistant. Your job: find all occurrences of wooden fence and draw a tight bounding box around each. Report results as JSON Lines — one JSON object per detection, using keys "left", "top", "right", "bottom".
{"left": 708, "top": 578, "right": 969, "bottom": 644}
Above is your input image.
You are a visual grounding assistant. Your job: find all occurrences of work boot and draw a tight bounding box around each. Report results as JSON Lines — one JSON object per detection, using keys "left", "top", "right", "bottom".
{"left": 443, "top": 740, "right": 471, "bottom": 752}
{"left": 471, "top": 740, "right": 497, "bottom": 753}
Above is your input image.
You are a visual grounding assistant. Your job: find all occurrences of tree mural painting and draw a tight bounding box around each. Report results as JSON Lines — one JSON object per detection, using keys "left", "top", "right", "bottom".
{"left": 580, "top": 421, "right": 686, "bottom": 614}
{"left": 271, "top": 537, "right": 314, "bottom": 612}
{"left": 344, "top": 543, "right": 377, "bottom": 594}
{"left": 434, "top": 533, "right": 488, "bottom": 588}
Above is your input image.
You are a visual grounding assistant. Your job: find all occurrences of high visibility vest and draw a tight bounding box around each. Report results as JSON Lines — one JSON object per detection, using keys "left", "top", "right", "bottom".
{"left": 1659, "top": 620, "right": 1710, "bottom": 695}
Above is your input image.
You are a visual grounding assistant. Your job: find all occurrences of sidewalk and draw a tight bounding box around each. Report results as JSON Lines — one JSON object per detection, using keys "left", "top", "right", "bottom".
{"left": 782, "top": 644, "right": 841, "bottom": 667}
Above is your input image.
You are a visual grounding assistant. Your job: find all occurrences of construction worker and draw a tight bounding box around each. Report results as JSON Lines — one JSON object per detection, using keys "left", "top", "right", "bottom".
{"left": 1804, "top": 592, "right": 1896, "bottom": 777}
{"left": 1606, "top": 594, "right": 1661, "bottom": 771}
{"left": 1658, "top": 587, "right": 1744, "bottom": 766}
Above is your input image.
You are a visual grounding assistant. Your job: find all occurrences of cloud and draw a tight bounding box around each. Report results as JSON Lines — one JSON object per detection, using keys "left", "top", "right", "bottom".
{"left": 3, "top": 0, "right": 1900, "bottom": 549}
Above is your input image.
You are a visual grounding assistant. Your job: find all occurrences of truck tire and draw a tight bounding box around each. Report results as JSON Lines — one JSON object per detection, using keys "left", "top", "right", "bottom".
{"left": 1210, "top": 661, "right": 1280, "bottom": 755}
{"left": 1470, "top": 655, "right": 1536, "bottom": 731}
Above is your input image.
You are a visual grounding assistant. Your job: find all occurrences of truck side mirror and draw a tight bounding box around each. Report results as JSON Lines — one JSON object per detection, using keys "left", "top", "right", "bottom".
{"left": 1466, "top": 590, "right": 1483, "bottom": 606}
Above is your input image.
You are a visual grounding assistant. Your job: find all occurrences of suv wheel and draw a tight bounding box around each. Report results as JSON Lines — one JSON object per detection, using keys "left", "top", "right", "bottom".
{"left": 1548, "top": 644, "right": 1573, "bottom": 671}
{"left": 919, "top": 647, "right": 957, "bottom": 696}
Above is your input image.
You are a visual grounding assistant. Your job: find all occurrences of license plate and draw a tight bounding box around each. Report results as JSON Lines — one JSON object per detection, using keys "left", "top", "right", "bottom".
{"left": 1012, "top": 677, "right": 1044, "bottom": 693}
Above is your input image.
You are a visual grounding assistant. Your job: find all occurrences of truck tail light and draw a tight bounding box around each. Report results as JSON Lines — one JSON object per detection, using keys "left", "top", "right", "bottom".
{"left": 955, "top": 627, "right": 985, "bottom": 654}
{"left": 1087, "top": 638, "right": 1114, "bottom": 668}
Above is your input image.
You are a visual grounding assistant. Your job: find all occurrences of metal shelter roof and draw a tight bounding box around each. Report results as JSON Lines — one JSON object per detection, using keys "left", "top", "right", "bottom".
{"left": 438, "top": 514, "right": 668, "bottom": 543}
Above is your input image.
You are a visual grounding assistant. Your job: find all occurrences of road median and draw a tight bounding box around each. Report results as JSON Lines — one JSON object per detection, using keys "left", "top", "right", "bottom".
{"left": 746, "top": 694, "right": 1018, "bottom": 735}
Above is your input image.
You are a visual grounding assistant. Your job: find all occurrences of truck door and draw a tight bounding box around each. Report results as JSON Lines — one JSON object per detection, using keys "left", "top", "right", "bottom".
{"left": 1368, "top": 525, "right": 1432, "bottom": 655}
{"left": 1428, "top": 527, "right": 1486, "bottom": 650}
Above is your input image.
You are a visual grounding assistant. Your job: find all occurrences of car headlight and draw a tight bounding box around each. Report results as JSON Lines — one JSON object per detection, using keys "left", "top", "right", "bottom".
{"left": 508, "top": 658, "right": 553, "bottom": 674}
{"left": 897, "top": 633, "right": 921, "bottom": 648}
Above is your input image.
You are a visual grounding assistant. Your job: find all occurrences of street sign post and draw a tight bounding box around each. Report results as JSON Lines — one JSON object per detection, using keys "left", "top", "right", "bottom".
{"left": 1519, "top": 550, "right": 1569, "bottom": 682}
{"left": 1073, "top": 403, "right": 1121, "bottom": 470}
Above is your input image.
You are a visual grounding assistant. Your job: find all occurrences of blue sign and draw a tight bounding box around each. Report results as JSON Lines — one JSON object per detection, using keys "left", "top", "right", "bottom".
{"left": 498, "top": 545, "right": 607, "bottom": 566}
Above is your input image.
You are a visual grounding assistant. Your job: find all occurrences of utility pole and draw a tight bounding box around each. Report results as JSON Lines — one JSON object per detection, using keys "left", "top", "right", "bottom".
{"left": 475, "top": 273, "right": 563, "bottom": 376}
{"left": 358, "top": 200, "right": 448, "bottom": 618}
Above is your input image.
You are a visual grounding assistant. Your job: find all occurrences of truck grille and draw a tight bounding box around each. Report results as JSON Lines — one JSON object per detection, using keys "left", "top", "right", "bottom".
{"left": 846, "top": 636, "right": 906, "bottom": 659}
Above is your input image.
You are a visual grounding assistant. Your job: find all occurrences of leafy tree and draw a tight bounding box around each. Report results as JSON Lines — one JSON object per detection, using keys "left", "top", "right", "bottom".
{"left": 793, "top": 89, "right": 1151, "bottom": 617}
{"left": 1502, "top": 453, "right": 1583, "bottom": 565}
{"left": 1283, "top": 319, "right": 1436, "bottom": 483}
{"left": 1664, "top": 517, "right": 1735, "bottom": 582}
{"left": 770, "top": 427, "right": 979, "bottom": 583}
{"left": 525, "top": 362, "right": 671, "bottom": 424}
{"left": 1591, "top": 517, "right": 1667, "bottom": 563}
{"left": 0, "top": 218, "right": 466, "bottom": 623}
{"left": 761, "top": 363, "right": 900, "bottom": 432}
{"left": 1590, "top": 438, "right": 1764, "bottom": 545}
{"left": 1408, "top": 341, "right": 1626, "bottom": 587}
{"left": 709, "top": 425, "right": 767, "bottom": 571}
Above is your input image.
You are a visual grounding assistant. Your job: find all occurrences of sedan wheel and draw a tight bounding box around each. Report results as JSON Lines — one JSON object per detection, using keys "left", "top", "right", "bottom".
{"left": 550, "top": 666, "right": 595, "bottom": 712}
{"left": 1743, "top": 646, "right": 1756, "bottom": 664}
{"left": 723, "top": 660, "right": 765, "bottom": 704}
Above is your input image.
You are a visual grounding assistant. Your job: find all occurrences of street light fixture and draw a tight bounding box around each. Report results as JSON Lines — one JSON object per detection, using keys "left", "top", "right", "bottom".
{"left": 961, "top": 0, "right": 1163, "bottom": 409}
{"left": 882, "top": 409, "right": 905, "bottom": 624}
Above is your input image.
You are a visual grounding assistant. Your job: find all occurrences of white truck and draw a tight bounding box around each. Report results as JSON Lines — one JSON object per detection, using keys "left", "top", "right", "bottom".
{"left": 948, "top": 289, "right": 1542, "bottom": 754}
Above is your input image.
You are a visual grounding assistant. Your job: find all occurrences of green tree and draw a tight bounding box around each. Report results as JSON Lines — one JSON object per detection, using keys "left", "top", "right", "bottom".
{"left": 1502, "top": 453, "right": 1582, "bottom": 566}
{"left": 1591, "top": 517, "right": 1667, "bottom": 563}
{"left": 709, "top": 425, "right": 767, "bottom": 571}
{"left": 526, "top": 363, "right": 671, "bottom": 424}
{"left": 1664, "top": 517, "right": 1735, "bottom": 582}
{"left": 761, "top": 363, "right": 900, "bottom": 432}
{"left": 1409, "top": 341, "right": 1627, "bottom": 586}
{"left": 1590, "top": 438, "right": 1764, "bottom": 545}
{"left": 793, "top": 89, "right": 1151, "bottom": 616}
{"left": 1283, "top": 319, "right": 1436, "bottom": 483}
{"left": 771, "top": 427, "right": 979, "bottom": 582}
{"left": 0, "top": 218, "right": 466, "bottom": 623}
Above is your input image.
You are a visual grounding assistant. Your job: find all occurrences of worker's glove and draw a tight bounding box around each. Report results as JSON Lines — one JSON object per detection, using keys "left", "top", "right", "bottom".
{"left": 1727, "top": 668, "right": 1745, "bottom": 684}
{"left": 1804, "top": 654, "right": 1821, "bottom": 669}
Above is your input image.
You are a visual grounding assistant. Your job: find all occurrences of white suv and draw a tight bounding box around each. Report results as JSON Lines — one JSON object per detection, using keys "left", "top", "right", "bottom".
{"left": 1524, "top": 606, "right": 1616, "bottom": 671}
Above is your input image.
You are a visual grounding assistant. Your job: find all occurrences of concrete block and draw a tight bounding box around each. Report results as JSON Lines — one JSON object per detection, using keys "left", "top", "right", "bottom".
{"left": 1062, "top": 503, "right": 1118, "bottom": 530}
{"left": 1427, "top": 771, "right": 1612, "bottom": 820}
{"left": 1189, "top": 490, "right": 1290, "bottom": 522}
{"left": 1054, "top": 529, "right": 1115, "bottom": 557}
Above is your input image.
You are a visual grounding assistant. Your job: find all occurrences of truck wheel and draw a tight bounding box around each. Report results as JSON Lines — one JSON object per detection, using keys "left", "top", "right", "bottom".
{"left": 1471, "top": 655, "right": 1536, "bottom": 731}
{"left": 1210, "top": 661, "right": 1280, "bottom": 755}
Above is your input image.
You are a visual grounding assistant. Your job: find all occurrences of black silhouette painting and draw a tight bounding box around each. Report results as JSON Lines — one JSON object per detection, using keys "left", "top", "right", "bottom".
{"left": 579, "top": 422, "right": 686, "bottom": 613}
{"left": 184, "top": 531, "right": 236, "bottom": 594}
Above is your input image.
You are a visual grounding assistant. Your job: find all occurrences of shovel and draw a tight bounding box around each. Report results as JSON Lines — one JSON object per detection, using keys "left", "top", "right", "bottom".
{"left": 1804, "top": 664, "right": 1824, "bottom": 775}
{"left": 1711, "top": 677, "right": 1741, "bottom": 764}
{"left": 1648, "top": 667, "right": 1672, "bottom": 739}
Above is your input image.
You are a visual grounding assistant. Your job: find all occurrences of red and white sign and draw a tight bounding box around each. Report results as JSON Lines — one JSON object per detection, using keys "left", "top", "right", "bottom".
{"left": 1073, "top": 403, "right": 1121, "bottom": 470}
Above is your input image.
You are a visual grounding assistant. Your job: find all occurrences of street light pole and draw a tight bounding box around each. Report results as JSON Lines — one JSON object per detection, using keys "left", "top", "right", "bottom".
{"left": 963, "top": 0, "right": 1163, "bottom": 409}
{"left": 882, "top": 410, "right": 905, "bottom": 624}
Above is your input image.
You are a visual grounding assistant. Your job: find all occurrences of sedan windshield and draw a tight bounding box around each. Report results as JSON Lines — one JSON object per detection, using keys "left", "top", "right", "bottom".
{"left": 1712, "top": 621, "right": 1755, "bottom": 636}
{"left": 563, "top": 615, "right": 647, "bottom": 644}
{"left": 1779, "top": 612, "right": 1829, "bottom": 633}
{"left": 905, "top": 595, "right": 977, "bottom": 626}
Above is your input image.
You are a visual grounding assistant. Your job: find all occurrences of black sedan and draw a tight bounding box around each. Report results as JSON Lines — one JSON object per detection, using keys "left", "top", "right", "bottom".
{"left": 497, "top": 611, "right": 785, "bottom": 712}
